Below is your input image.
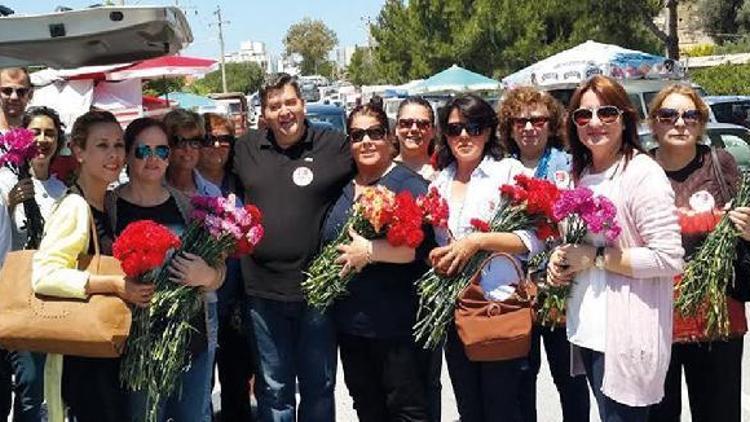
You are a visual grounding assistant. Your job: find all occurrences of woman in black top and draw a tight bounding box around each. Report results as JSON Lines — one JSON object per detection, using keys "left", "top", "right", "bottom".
{"left": 321, "top": 100, "right": 433, "bottom": 422}
{"left": 109, "top": 117, "right": 225, "bottom": 422}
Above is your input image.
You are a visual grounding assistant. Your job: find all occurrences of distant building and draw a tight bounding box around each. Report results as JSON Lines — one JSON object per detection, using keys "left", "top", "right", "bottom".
{"left": 224, "top": 40, "right": 272, "bottom": 73}
{"left": 336, "top": 46, "right": 357, "bottom": 69}
{"left": 276, "top": 56, "right": 301, "bottom": 76}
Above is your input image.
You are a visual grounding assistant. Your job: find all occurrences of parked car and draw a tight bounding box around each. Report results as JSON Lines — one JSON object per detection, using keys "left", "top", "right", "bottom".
{"left": 306, "top": 103, "right": 346, "bottom": 133}
{"left": 703, "top": 95, "right": 750, "bottom": 127}
{"left": 639, "top": 122, "right": 750, "bottom": 173}
{"left": 208, "top": 92, "right": 249, "bottom": 136}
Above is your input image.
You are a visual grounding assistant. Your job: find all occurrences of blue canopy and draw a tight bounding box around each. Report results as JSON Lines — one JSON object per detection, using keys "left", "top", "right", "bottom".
{"left": 160, "top": 92, "right": 215, "bottom": 109}
{"left": 412, "top": 64, "right": 501, "bottom": 94}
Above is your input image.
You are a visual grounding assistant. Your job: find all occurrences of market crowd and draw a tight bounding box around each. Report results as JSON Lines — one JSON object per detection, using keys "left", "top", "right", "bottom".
{"left": 0, "top": 65, "right": 748, "bottom": 422}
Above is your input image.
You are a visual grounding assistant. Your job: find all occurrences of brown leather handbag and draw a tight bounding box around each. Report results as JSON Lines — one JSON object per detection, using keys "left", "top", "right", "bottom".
{"left": 0, "top": 207, "right": 131, "bottom": 358}
{"left": 454, "top": 252, "right": 535, "bottom": 362}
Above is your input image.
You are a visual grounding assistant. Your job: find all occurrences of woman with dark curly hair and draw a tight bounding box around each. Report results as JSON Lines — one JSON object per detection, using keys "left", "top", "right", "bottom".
{"left": 430, "top": 94, "right": 543, "bottom": 422}
{"left": 498, "top": 87, "right": 589, "bottom": 422}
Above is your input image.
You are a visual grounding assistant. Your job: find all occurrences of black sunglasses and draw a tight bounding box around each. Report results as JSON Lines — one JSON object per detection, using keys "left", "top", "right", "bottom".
{"left": 0, "top": 87, "right": 31, "bottom": 97}
{"left": 172, "top": 136, "right": 204, "bottom": 149}
{"left": 349, "top": 126, "right": 387, "bottom": 143}
{"left": 511, "top": 116, "right": 550, "bottom": 130}
{"left": 444, "top": 121, "right": 486, "bottom": 137}
{"left": 571, "top": 106, "right": 622, "bottom": 127}
{"left": 134, "top": 144, "right": 170, "bottom": 160}
{"left": 654, "top": 108, "right": 702, "bottom": 125}
{"left": 397, "top": 118, "right": 432, "bottom": 130}
{"left": 202, "top": 134, "right": 235, "bottom": 148}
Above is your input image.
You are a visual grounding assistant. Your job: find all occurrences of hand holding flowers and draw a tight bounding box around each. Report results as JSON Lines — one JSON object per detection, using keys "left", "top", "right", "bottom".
{"left": 728, "top": 206, "right": 750, "bottom": 241}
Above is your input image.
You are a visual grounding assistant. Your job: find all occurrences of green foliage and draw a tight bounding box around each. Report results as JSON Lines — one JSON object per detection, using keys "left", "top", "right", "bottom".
{"left": 713, "top": 35, "right": 750, "bottom": 54}
{"left": 365, "top": 0, "right": 664, "bottom": 85}
{"left": 347, "top": 47, "right": 383, "bottom": 86}
{"left": 698, "top": 0, "right": 748, "bottom": 44}
{"left": 283, "top": 18, "right": 338, "bottom": 75}
{"left": 142, "top": 77, "right": 186, "bottom": 97}
{"left": 682, "top": 44, "right": 717, "bottom": 57}
{"left": 690, "top": 64, "right": 750, "bottom": 95}
{"left": 187, "top": 62, "right": 264, "bottom": 95}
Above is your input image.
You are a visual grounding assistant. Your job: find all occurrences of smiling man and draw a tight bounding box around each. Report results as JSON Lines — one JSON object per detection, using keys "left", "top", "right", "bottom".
{"left": 233, "top": 73, "right": 354, "bottom": 422}
{"left": 0, "top": 67, "right": 32, "bottom": 133}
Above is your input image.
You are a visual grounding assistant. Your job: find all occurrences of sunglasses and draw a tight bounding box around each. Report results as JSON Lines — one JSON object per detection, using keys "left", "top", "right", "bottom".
{"left": 134, "top": 144, "right": 170, "bottom": 160}
{"left": 202, "top": 135, "right": 235, "bottom": 148}
{"left": 349, "top": 126, "right": 387, "bottom": 143}
{"left": 172, "top": 136, "right": 204, "bottom": 149}
{"left": 397, "top": 118, "right": 432, "bottom": 130}
{"left": 511, "top": 116, "right": 550, "bottom": 130}
{"left": 444, "top": 122, "right": 486, "bottom": 137}
{"left": 0, "top": 87, "right": 31, "bottom": 97}
{"left": 571, "top": 106, "right": 622, "bottom": 127}
{"left": 654, "top": 108, "right": 702, "bottom": 125}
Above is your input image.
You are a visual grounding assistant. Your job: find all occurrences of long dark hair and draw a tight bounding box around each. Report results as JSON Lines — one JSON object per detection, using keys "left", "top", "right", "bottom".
{"left": 347, "top": 97, "right": 390, "bottom": 134}
{"left": 567, "top": 75, "right": 643, "bottom": 180}
{"left": 124, "top": 117, "right": 168, "bottom": 154}
{"left": 435, "top": 94, "right": 502, "bottom": 170}
{"left": 397, "top": 96, "right": 436, "bottom": 155}
{"left": 22, "top": 106, "right": 65, "bottom": 159}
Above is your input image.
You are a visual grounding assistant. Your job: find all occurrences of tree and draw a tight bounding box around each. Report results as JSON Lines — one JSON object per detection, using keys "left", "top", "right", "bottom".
{"left": 691, "top": 63, "right": 750, "bottom": 94}
{"left": 347, "top": 47, "right": 382, "bottom": 86}
{"left": 188, "top": 62, "right": 264, "bottom": 95}
{"left": 697, "top": 0, "right": 744, "bottom": 44}
{"left": 283, "top": 18, "right": 338, "bottom": 75}
{"left": 143, "top": 77, "right": 186, "bottom": 97}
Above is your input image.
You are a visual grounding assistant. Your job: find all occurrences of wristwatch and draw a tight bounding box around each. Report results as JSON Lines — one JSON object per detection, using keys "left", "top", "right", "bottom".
{"left": 594, "top": 246, "right": 606, "bottom": 270}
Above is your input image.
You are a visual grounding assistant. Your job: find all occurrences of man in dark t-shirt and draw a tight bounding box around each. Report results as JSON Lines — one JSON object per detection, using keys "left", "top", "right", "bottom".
{"left": 233, "top": 73, "right": 354, "bottom": 422}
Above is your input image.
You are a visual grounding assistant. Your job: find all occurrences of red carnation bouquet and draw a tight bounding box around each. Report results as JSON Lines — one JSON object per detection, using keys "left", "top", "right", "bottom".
{"left": 0, "top": 128, "right": 44, "bottom": 248}
{"left": 113, "top": 220, "right": 182, "bottom": 280}
{"left": 414, "top": 175, "right": 559, "bottom": 348}
{"left": 121, "top": 194, "right": 264, "bottom": 422}
{"left": 418, "top": 187, "right": 450, "bottom": 230}
{"left": 303, "top": 186, "right": 430, "bottom": 311}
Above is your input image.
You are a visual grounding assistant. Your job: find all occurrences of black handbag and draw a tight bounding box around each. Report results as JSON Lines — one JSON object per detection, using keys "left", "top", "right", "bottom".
{"left": 710, "top": 148, "right": 750, "bottom": 302}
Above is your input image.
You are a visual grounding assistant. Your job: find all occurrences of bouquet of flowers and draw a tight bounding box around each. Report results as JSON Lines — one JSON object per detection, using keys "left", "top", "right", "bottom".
{"left": 302, "top": 186, "right": 429, "bottom": 311}
{"left": 418, "top": 187, "right": 450, "bottom": 230}
{"left": 676, "top": 174, "right": 750, "bottom": 339}
{"left": 120, "top": 194, "right": 264, "bottom": 422}
{"left": 413, "top": 175, "right": 559, "bottom": 349}
{"left": 0, "top": 128, "right": 44, "bottom": 248}
{"left": 534, "top": 187, "right": 622, "bottom": 327}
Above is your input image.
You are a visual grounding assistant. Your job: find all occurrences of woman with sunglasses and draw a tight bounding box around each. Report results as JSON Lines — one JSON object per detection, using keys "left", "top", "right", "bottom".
{"left": 547, "top": 75, "right": 684, "bottom": 422}
{"left": 497, "top": 87, "right": 589, "bottom": 422}
{"left": 645, "top": 85, "right": 750, "bottom": 422}
{"left": 0, "top": 106, "right": 68, "bottom": 422}
{"left": 429, "top": 94, "right": 543, "bottom": 422}
{"left": 31, "top": 110, "right": 154, "bottom": 422}
{"left": 395, "top": 96, "right": 437, "bottom": 181}
{"left": 321, "top": 99, "right": 434, "bottom": 421}
{"left": 108, "top": 117, "right": 224, "bottom": 421}
{"left": 199, "top": 112, "right": 257, "bottom": 421}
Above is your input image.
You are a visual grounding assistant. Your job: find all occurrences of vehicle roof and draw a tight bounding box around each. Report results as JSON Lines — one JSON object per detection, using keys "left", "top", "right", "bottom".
{"left": 703, "top": 96, "right": 750, "bottom": 104}
{"left": 306, "top": 103, "right": 345, "bottom": 113}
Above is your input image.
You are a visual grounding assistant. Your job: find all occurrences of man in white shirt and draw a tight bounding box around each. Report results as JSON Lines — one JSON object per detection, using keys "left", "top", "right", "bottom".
{"left": 0, "top": 67, "right": 33, "bottom": 133}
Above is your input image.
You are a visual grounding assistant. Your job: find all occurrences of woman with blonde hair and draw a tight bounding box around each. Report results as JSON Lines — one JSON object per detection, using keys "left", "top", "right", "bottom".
{"left": 646, "top": 84, "right": 750, "bottom": 422}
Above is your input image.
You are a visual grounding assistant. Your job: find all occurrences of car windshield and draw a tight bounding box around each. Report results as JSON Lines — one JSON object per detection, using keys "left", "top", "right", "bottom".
{"left": 308, "top": 113, "right": 346, "bottom": 132}
{"left": 710, "top": 101, "right": 750, "bottom": 127}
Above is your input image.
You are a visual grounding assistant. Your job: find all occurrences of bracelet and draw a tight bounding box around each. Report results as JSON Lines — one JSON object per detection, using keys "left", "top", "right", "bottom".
{"left": 365, "top": 241, "right": 374, "bottom": 265}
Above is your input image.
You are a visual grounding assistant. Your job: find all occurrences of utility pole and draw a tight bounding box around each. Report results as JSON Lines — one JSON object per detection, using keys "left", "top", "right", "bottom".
{"left": 212, "top": 6, "right": 230, "bottom": 93}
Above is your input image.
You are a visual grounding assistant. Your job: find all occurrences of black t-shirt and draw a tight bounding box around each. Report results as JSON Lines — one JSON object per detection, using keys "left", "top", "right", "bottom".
{"left": 321, "top": 165, "right": 435, "bottom": 338}
{"left": 88, "top": 206, "right": 114, "bottom": 256}
{"left": 233, "top": 123, "right": 355, "bottom": 301}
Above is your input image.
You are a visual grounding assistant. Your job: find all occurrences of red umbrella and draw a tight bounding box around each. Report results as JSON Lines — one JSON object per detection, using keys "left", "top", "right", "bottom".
{"left": 107, "top": 55, "right": 218, "bottom": 80}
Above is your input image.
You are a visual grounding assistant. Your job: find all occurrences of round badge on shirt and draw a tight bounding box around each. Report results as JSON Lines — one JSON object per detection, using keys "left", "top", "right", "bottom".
{"left": 689, "top": 190, "right": 716, "bottom": 213}
{"left": 292, "top": 166, "right": 314, "bottom": 187}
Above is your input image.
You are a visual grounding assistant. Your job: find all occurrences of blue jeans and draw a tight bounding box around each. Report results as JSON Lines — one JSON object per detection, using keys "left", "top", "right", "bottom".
{"left": 10, "top": 351, "right": 46, "bottom": 422}
{"left": 579, "top": 348, "right": 650, "bottom": 422}
{"left": 247, "top": 296, "right": 337, "bottom": 422}
{"left": 131, "top": 301, "right": 218, "bottom": 422}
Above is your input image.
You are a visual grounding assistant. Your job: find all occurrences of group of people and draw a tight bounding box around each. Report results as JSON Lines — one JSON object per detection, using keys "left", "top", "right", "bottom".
{"left": 0, "top": 64, "right": 748, "bottom": 422}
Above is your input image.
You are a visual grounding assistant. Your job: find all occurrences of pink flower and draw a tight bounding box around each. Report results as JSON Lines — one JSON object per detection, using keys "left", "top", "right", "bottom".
{"left": 0, "top": 128, "right": 38, "bottom": 169}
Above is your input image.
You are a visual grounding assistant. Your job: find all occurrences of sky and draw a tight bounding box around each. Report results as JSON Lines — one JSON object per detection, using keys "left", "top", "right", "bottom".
{"left": 2, "top": 0, "right": 385, "bottom": 60}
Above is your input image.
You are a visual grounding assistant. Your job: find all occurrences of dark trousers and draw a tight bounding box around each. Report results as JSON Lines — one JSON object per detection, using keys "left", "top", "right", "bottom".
{"left": 0, "top": 349, "right": 11, "bottom": 420}
{"left": 10, "top": 351, "right": 46, "bottom": 422}
{"left": 579, "top": 348, "right": 650, "bottom": 422}
{"left": 62, "top": 356, "right": 130, "bottom": 422}
{"left": 416, "top": 345, "right": 442, "bottom": 422}
{"left": 216, "top": 301, "right": 256, "bottom": 421}
{"left": 444, "top": 324, "right": 526, "bottom": 422}
{"left": 338, "top": 333, "right": 429, "bottom": 422}
{"left": 648, "top": 337, "right": 743, "bottom": 422}
{"left": 520, "top": 325, "right": 589, "bottom": 422}
{"left": 247, "top": 296, "right": 337, "bottom": 422}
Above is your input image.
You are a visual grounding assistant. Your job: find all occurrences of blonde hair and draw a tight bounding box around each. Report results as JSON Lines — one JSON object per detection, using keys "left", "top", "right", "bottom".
{"left": 647, "top": 84, "right": 710, "bottom": 134}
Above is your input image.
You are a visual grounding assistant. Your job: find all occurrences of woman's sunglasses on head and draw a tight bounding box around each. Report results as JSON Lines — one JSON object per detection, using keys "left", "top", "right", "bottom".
{"left": 349, "top": 126, "right": 387, "bottom": 143}
{"left": 654, "top": 108, "right": 702, "bottom": 125}
{"left": 134, "top": 144, "right": 170, "bottom": 160}
{"left": 444, "top": 121, "right": 487, "bottom": 137}
{"left": 571, "top": 106, "right": 622, "bottom": 127}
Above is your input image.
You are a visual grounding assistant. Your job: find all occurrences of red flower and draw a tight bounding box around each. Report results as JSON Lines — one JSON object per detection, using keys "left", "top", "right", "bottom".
{"left": 49, "top": 155, "right": 79, "bottom": 186}
{"left": 535, "top": 222, "right": 559, "bottom": 241}
{"left": 113, "top": 220, "right": 181, "bottom": 279}
{"left": 387, "top": 191, "right": 425, "bottom": 248}
{"left": 417, "top": 187, "right": 449, "bottom": 229}
{"left": 470, "top": 218, "right": 490, "bottom": 232}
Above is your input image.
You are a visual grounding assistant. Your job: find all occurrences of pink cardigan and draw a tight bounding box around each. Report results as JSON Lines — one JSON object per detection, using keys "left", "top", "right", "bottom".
{"left": 570, "top": 153, "right": 684, "bottom": 406}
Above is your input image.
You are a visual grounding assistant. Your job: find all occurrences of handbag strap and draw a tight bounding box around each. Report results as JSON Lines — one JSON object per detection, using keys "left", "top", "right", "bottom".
{"left": 470, "top": 252, "right": 531, "bottom": 297}
{"left": 710, "top": 147, "right": 733, "bottom": 204}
